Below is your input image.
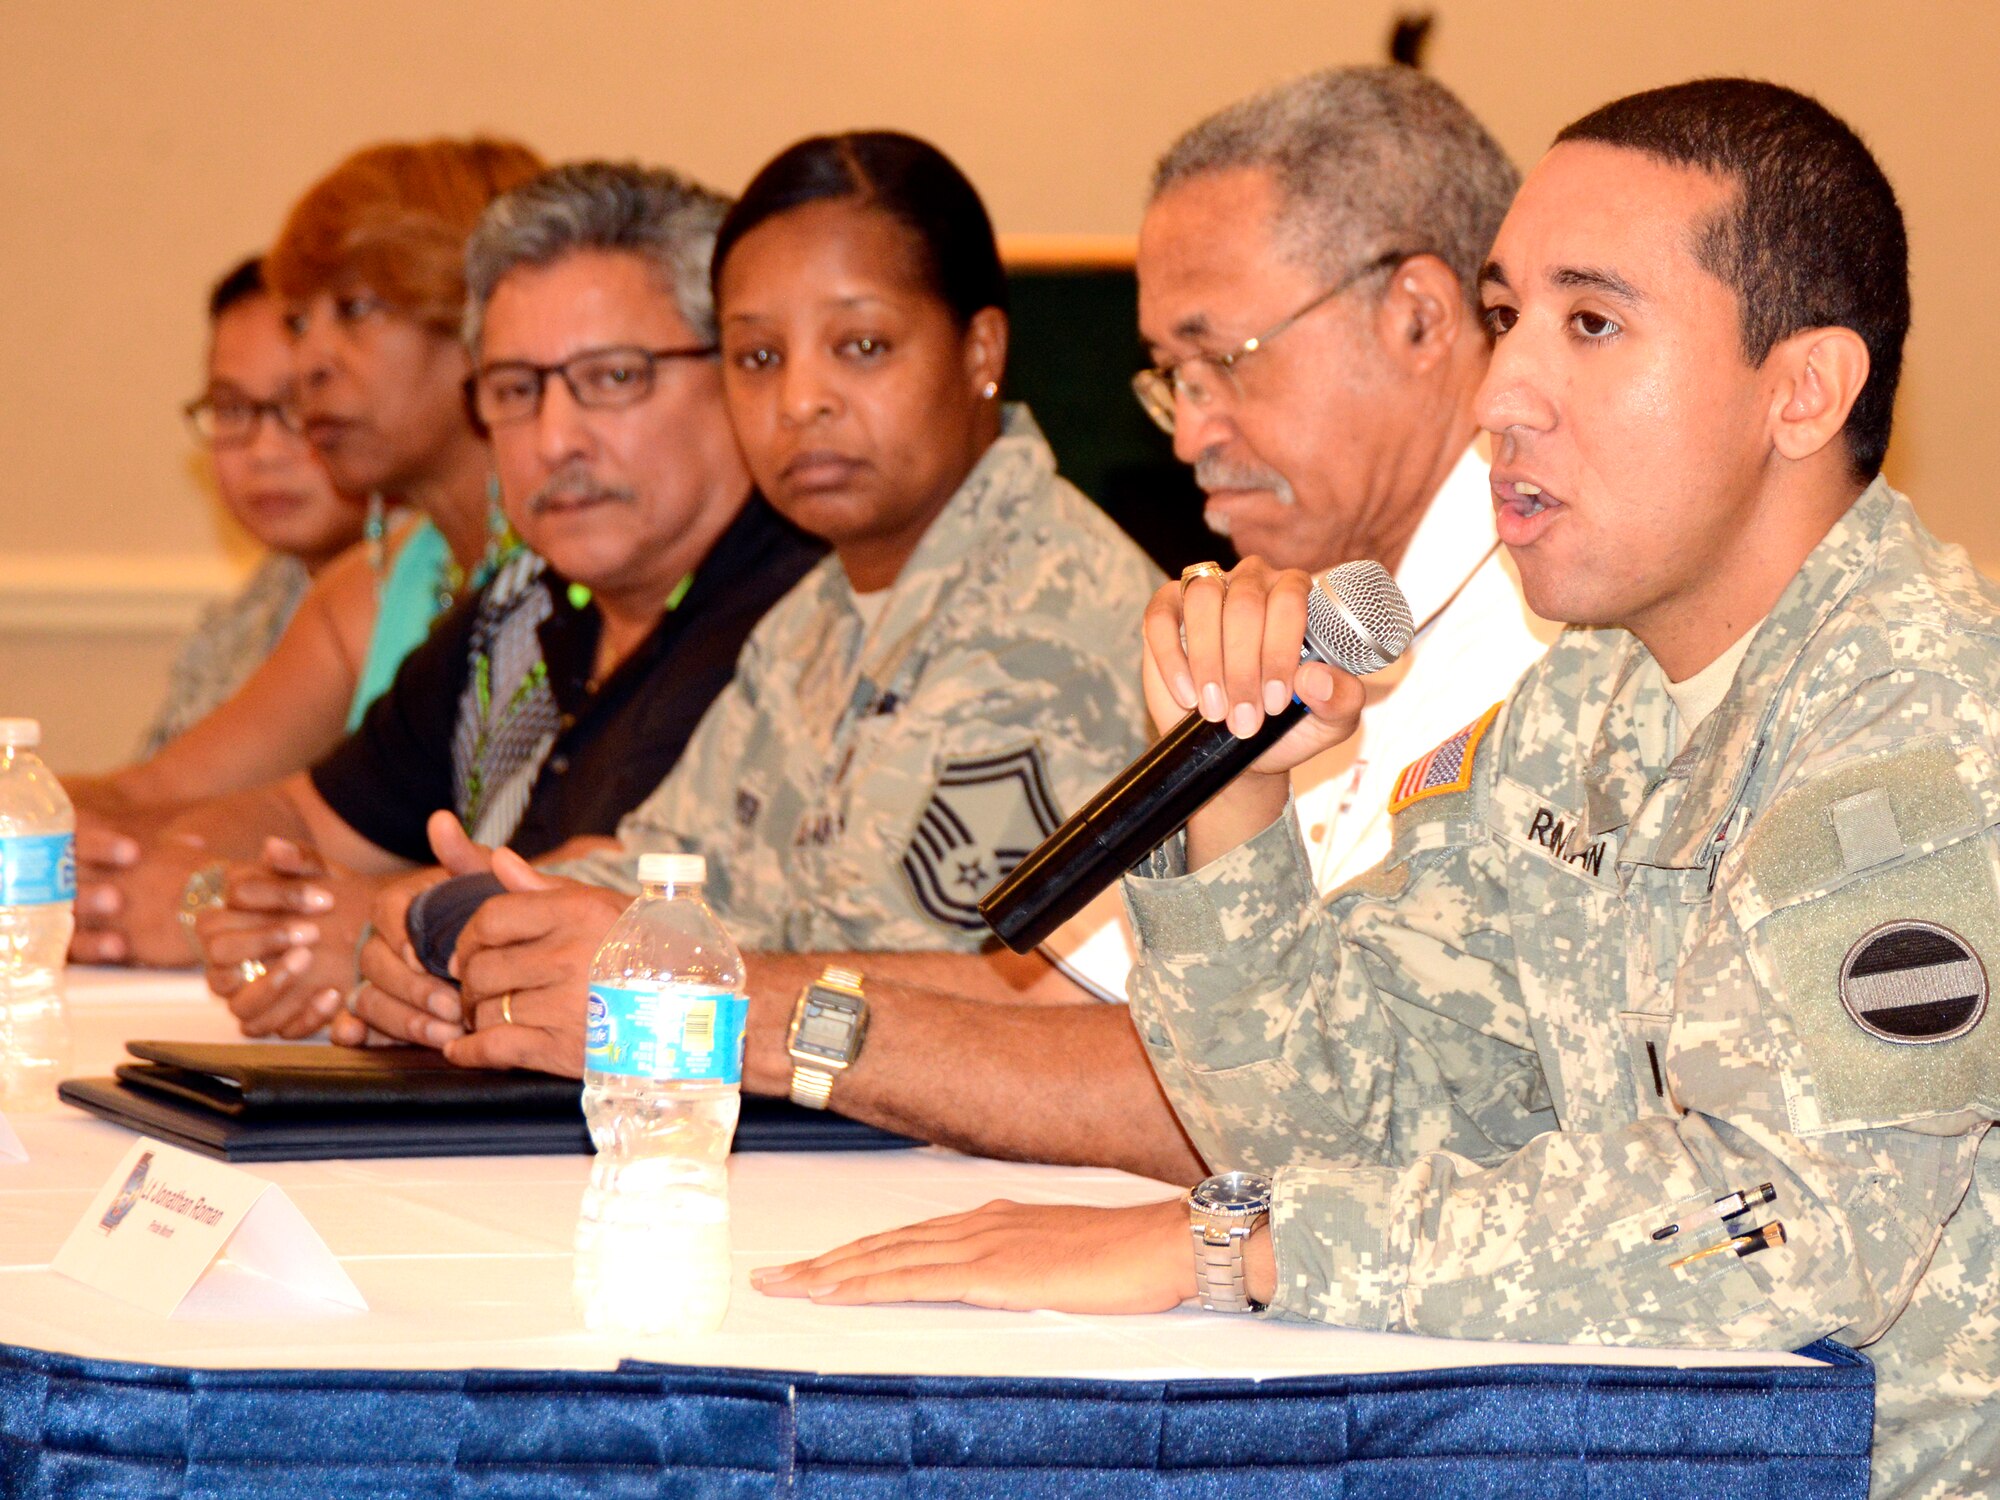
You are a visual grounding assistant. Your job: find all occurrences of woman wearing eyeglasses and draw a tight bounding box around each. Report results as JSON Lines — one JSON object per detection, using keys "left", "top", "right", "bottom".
{"left": 138, "top": 257, "right": 365, "bottom": 756}
{"left": 67, "top": 137, "right": 543, "bottom": 965}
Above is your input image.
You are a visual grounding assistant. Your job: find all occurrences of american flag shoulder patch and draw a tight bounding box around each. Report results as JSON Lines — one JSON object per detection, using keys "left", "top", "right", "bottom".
{"left": 1388, "top": 702, "right": 1503, "bottom": 815}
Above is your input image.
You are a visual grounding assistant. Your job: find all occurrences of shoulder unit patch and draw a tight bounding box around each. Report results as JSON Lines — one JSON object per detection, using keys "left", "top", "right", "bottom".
{"left": 902, "top": 744, "right": 1062, "bottom": 931}
{"left": 1388, "top": 702, "right": 1502, "bottom": 815}
{"left": 1839, "top": 919, "right": 1988, "bottom": 1044}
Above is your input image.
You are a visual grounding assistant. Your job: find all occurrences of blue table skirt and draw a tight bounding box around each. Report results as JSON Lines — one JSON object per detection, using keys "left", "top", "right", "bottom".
{"left": 0, "top": 1338, "right": 1873, "bottom": 1499}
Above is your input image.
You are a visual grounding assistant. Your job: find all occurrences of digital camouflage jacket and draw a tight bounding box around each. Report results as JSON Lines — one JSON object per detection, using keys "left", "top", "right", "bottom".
{"left": 1127, "top": 481, "right": 1998, "bottom": 1500}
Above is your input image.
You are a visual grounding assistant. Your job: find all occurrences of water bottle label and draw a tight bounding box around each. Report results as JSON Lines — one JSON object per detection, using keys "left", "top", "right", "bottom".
{"left": 0, "top": 833, "right": 75, "bottom": 905}
{"left": 586, "top": 983, "right": 746, "bottom": 1082}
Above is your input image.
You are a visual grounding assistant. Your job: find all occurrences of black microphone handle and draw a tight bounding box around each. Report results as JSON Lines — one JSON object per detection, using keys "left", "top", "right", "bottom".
{"left": 979, "top": 697, "right": 1306, "bottom": 954}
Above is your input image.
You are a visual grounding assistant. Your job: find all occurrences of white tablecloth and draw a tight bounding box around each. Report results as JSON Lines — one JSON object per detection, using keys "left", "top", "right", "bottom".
{"left": 0, "top": 968, "right": 1809, "bottom": 1379}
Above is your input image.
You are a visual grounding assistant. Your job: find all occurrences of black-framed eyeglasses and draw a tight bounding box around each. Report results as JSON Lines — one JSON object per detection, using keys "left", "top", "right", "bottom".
{"left": 1131, "top": 250, "right": 1415, "bottom": 434}
{"left": 466, "top": 343, "right": 719, "bottom": 427}
{"left": 183, "top": 390, "right": 307, "bottom": 447}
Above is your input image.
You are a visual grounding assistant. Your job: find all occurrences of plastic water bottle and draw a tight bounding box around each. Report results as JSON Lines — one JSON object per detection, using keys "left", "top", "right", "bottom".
{"left": 575, "top": 852, "right": 746, "bottom": 1337}
{"left": 0, "top": 719, "right": 75, "bottom": 1113}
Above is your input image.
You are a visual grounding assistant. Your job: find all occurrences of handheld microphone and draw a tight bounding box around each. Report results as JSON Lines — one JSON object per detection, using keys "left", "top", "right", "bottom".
{"left": 979, "top": 561, "right": 1413, "bottom": 955}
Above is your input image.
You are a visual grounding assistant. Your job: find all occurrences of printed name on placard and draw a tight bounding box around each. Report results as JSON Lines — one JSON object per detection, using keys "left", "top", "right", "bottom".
{"left": 52, "top": 1137, "right": 366, "bottom": 1317}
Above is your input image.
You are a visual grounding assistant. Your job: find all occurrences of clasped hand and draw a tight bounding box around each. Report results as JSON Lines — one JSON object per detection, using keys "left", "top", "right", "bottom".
{"left": 70, "top": 810, "right": 205, "bottom": 967}
{"left": 332, "top": 810, "right": 625, "bottom": 1076}
{"left": 191, "top": 837, "right": 374, "bottom": 1038}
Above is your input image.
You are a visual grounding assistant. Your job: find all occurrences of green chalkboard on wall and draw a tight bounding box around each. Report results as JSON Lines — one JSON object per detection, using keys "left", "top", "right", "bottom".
{"left": 1001, "top": 258, "right": 1222, "bottom": 578}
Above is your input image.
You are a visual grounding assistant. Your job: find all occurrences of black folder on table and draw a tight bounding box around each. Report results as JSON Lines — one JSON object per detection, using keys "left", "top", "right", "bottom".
{"left": 57, "top": 1041, "right": 919, "bottom": 1163}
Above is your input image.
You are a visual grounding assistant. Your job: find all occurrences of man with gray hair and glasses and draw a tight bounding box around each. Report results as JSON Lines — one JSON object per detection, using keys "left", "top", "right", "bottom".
{"left": 176, "top": 161, "right": 823, "bottom": 1035}
{"left": 1063, "top": 64, "right": 1561, "bottom": 1000}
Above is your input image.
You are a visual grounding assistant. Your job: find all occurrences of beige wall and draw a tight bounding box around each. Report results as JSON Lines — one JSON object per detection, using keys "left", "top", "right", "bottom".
{"left": 4, "top": 0, "right": 1997, "bottom": 768}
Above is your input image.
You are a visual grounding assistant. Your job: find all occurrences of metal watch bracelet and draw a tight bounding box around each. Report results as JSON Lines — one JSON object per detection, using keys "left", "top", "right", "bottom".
{"left": 1192, "top": 1226, "right": 1261, "bottom": 1313}
{"left": 788, "top": 965, "right": 867, "bottom": 1109}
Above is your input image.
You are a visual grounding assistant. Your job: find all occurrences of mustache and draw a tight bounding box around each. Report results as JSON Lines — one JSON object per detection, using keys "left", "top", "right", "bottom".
{"left": 1193, "top": 451, "right": 1295, "bottom": 536}
{"left": 528, "top": 467, "right": 636, "bottom": 513}
{"left": 1192, "top": 451, "right": 1295, "bottom": 504}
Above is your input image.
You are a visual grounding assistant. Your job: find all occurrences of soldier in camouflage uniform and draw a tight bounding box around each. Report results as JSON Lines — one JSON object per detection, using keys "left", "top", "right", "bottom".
{"left": 753, "top": 84, "right": 1994, "bottom": 1499}
{"left": 1120, "top": 477, "right": 1998, "bottom": 1498}
{"left": 557, "top": 402, "right": 1162, "bottom": 947}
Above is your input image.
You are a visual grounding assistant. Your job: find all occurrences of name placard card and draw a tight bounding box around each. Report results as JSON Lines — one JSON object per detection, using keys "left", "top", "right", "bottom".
{"left": 52, "top": 1138, "right": 366, "bottom": 1317}
{"left": 0, "top": 1112, "right": 23, "bottom": 1163}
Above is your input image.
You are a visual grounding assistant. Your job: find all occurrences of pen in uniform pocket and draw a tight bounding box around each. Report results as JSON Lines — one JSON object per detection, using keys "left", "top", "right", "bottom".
{"left": 1652, "top": 1182, "right": 1776, "bottom": 1242}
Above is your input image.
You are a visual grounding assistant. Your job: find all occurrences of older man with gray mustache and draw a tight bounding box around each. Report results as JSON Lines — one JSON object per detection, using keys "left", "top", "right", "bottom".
{"left": 1145, "top": 67, "right": 1561, "bottom": 882}
{"left": 120, "top": 162, "right": 825, "bottom": 1036}
{"left": 1060, "top": 65, "right": 1565, "bottom": 998}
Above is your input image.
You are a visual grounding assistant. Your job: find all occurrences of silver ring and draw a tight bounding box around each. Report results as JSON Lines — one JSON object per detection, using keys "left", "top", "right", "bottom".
{"left": 1179, "top": 561, "right": 1226, "bottom": 601}
{"left": 237, "top": 959, "right": 268, "bottom": 986}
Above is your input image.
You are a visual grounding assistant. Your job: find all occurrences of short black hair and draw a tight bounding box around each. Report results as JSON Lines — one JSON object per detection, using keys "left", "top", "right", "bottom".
{"left": 1557, "top": 79, "right": 1908, "bottom": 480}
{"left": 207, "top": 255, "right": 267, "bottom": 321}
{"left": 711, "top": 131, "right": 1007, "bottom": 326}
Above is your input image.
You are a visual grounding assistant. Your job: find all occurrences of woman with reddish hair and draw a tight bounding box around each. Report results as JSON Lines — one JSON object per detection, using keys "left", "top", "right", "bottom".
{"left": 266, "top": 135, "right": 545, "bottom": 725}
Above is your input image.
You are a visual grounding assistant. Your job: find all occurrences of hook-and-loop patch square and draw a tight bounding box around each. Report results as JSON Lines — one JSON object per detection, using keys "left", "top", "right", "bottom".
{"left": 1736, "top": 737, "right": 2000, "bottom": 1132}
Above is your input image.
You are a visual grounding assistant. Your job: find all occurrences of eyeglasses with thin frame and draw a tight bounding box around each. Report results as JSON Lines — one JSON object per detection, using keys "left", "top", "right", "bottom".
{"left": 466, "top": 343, "right": 719, "bottom": 427}
{"left": 183, "top": 389, "right": 307, "bottom": 448}
{"left": 1131, "top": 250, "right": 1414, "bottom": 434}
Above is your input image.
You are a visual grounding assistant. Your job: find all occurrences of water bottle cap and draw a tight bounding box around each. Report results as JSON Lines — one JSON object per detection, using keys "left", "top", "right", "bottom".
{"left": 638, "top": 852, "right": 706, "bottom": 886}
{"left": 0, "top": 718, "right": 41, "bottom": 748}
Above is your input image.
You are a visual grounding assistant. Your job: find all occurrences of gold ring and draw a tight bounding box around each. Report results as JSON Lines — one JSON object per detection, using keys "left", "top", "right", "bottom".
{"left": 238, "top": 959, "right": 268, "bottom": 986}
{"left": 1179, "top": 561, "right": 1226, "bottom": 600}
{"left": 499, "top": 992, "right": 514, "bottom": 1026}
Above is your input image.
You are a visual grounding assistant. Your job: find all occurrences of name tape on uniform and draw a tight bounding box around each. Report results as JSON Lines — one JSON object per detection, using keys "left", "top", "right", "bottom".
{"left": 0, "top": 1112, "right": 23, "bottom": 1163}
{"left": 51, "top": 1137, "right": 366, "bottom": 1318}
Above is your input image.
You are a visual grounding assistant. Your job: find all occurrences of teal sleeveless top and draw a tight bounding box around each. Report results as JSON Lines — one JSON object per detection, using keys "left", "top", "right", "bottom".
{"left": 345, "top": 519, "right": 452, "bottom": 731}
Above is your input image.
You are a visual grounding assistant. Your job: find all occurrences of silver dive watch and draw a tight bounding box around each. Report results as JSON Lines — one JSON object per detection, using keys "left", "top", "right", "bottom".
{"left": 1188, "top": 1170, "right": 1273, "bottom": 1313}
{"left": 786, "top": 965, "right": 870, "bottom": 1109}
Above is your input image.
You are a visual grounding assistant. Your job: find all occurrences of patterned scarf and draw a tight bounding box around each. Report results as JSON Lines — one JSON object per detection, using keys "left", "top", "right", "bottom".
{"left": 451, "top": 551, "right": 561, "bottom": 847}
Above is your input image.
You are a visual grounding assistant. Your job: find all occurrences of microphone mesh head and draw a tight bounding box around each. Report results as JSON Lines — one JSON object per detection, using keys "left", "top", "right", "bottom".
{"left": 1304, "top": 560, "right": 1414, "bottom": 675}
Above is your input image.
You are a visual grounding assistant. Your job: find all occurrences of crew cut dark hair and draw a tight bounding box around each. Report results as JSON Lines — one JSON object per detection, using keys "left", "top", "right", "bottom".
{"left": 208, "top": 255, "right": 266, "bottom": 320}
{"left": 1557, "top": 79, "right": 1908, "bottom": 481}
{"left": 712, "top": 131, "right": 1007, "bottom": 326}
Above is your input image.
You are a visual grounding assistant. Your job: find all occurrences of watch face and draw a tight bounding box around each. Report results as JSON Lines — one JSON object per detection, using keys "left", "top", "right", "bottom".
{"left": 796, "top": 1010, "right": 851, "bottom": 1054}
{"left": 1194, "top": 1171, "right": 1272, "bottom": 1212}
{"left": 792, "top": 993, "right": 861, "bottom": 1062}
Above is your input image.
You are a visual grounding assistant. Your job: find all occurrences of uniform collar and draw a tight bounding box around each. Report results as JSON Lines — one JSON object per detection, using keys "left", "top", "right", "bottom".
{"left": 823, "top": 402, "right": 1055, "bottom": 671}
{"left": 1598, "top": 477, "right": 1897, "bottom": 869}
{"left": 1581, "top": 640, "right": 1672, "bottom": 843}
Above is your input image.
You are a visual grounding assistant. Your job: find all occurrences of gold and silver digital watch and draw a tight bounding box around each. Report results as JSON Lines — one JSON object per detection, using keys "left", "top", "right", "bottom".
{"left": 786, "top": 965, "right": 870, "bottom": 1109}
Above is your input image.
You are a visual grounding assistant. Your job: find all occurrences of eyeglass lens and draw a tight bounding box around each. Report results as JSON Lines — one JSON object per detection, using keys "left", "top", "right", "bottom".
{"left": 473, "top": 347, "right": 701, "bottom": 424}
{"left": 190, "top": 395, "right": 303, "bottom": 446}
